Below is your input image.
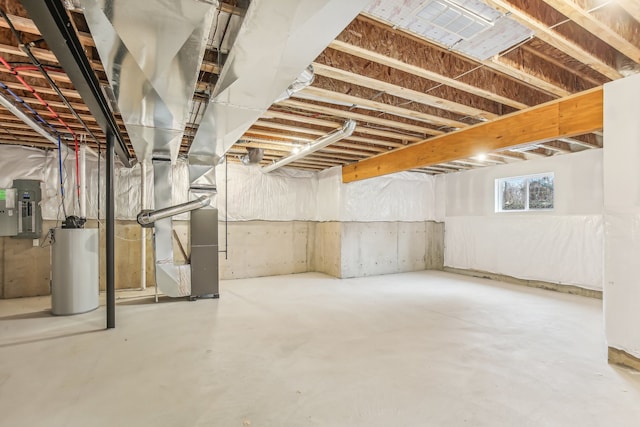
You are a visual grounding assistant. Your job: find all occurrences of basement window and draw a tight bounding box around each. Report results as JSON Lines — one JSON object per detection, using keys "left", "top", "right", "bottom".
{"left": 496, "top": 173, "right": 554, "bottom": 212}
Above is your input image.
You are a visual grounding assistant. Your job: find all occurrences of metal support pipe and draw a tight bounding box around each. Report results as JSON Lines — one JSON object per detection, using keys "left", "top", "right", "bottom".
{"left": 140, "top": 161, "right": 147, "bottom": 290}
{"left": 106, "top": 130, "right": 115, "bottom": 329}
{"left": 137, "top": 195, "right": 211, "bottom": 227}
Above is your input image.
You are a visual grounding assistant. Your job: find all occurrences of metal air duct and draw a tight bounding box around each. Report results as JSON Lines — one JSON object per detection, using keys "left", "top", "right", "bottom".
{"left": 273, "top": 65, "right": 315, "bottom": 103}
{"left": 81, "top": 0, "right": 217, "bottom": 298}
{"left": 137, "top": 195, "right": 211, "bottom": 227}
{"left": 262, "top": 119, "right": 356, "bottom": 173}
{"left": 240, "top": 147, "right": 264, "bottom": 166}
{"left": 183, "top": 0, "right": 371, "bottom": 298}
{"left": 188, "top": 0, "right": 372, "bottom": 165}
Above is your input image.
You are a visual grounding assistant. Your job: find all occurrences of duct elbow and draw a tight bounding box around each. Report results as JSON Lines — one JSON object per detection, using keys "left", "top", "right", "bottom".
{"left": 137, "top": 210, "right": 155, "bottom": 228}
{"left": 342, "top": 119, "right": 356, "bottom": 137}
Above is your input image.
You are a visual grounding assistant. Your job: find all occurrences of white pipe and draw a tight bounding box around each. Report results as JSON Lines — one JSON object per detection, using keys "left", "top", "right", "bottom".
{"left": 79, "top": 144, "right": 87, "bottom": 218}
{"left": 261, "top": 119, "right": 356, "bottom": 173}
{"left": 140, "top": 161, "right": 147, "bottom": 291}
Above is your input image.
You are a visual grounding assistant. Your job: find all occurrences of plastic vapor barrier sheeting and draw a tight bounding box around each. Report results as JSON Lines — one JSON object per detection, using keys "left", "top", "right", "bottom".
{"left": 1, "top": 146, "right": 440, "bottom": 222}
{"left": 313, "top": 166, "right": 440, "bottom": 222}
{"left": 444, "top": 215, "right": 604, "bottom": 290}
{"left": 216, "top": 163, "right": 318, "bottom": 221}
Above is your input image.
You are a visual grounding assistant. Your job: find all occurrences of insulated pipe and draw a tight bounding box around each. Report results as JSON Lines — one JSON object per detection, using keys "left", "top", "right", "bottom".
{"left": 140, "top": 161, "right": 147, "bottom": 290}
{"left": 137, "top": 195, "right": 210, "bottom": 227}
{"left": 261, "top": 119, "right": 356, "bottom": 173}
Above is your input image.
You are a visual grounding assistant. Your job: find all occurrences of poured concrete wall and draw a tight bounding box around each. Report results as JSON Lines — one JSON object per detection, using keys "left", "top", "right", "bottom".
{"left": 218, "top": 221, "right": 311, "bottom": 279}
{"left": 309, "top": 222, "right": 341, "bottom": 277}
{"left": 1, "top": 219, "right": 444, "bottom": 298}
{"left": 340, "top": 221, "right": 443, "bottom": 278}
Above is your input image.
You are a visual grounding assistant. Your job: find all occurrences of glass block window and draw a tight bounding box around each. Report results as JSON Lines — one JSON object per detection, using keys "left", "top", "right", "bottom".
{"left": 496, "top": 173, "right": 554, "bottom": 212}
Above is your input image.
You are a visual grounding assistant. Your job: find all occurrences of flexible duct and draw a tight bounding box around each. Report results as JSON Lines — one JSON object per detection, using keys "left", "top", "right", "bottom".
{"left": 262, "top": 119, "right": 356, "bottom": 173}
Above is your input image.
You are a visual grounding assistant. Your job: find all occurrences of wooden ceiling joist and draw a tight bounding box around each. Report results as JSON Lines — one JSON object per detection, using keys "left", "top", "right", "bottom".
{"left": 484, "top": 0, "right": 622, "bottom": 80}
{"left": 328, "top": 40, "right": 529, "bottom": 110}
{"left": 278, "top": 99, "right": 443, "bottom": 137}
{"left": 618, "top": 0, "right": 640, "bottom": 24}
{"left": 519, "top": 44, "right": 603, "bottom": 87}
{"left": 342, "top": 87, "right": 603, "bottom": 183}
{"left": 540, "top": 0, "right": 640, "bottom": 63}
{"left": 311, "top": 62, "right": 498, "bottom": 121}
{"left": 252, "top": 120, "right": 405, "bottom": 149}
{"left": 299, "top": 86, "right": 467, "bottom": 129}
{"left": 263, "top": 110, "right": 422, "bottom": 142}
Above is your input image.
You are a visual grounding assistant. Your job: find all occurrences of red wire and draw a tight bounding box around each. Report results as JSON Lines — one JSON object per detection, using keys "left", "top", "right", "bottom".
{"left": 13, "top": 65, "right": 61, "bottom": 73}
{"left": 0, "top": 56, "right": 82, "bottom": 209}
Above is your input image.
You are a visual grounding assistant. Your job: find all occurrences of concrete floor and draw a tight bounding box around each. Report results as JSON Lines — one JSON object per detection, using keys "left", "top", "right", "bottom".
{"left": 1, "top": 271, "right": 639, "bottom": 427}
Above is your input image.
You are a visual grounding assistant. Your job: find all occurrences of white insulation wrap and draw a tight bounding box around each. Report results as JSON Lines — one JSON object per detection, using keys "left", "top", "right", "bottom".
{"left": 445, "top": 215, "right": 603, "bottom": 289}
{"left": 1, "top": 146, "right": 440, "bottom": 223}
{"left": 217, "top": 164, "right": 440, "bottom": 222}
{"left": 444, "top": 149, "right": 604, "bottom": 290}
{"left": 0, "top": 145, "right": 191, "bottom": 221}
{"left": 315, "top": 167, "right": 440, "bottom": 222}
{"left": 216, "top": 163, "right": 318, "bottom": 221}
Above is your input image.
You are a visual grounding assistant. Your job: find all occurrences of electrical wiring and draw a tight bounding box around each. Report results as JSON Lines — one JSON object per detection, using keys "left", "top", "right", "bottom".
{"left": 0, "top": 82, "right": 58, "bottom": 134}
{"left": 0, "top": 56, "right": 77, "bottom": 137}
{"left": 0, "top": 9, "right": 104, "bottom": 220}
{"left": 0, "top": 61, "right": 78, "bottom": 217}
{"left": 0, "top": 9, "right": 100, "bottom": 146}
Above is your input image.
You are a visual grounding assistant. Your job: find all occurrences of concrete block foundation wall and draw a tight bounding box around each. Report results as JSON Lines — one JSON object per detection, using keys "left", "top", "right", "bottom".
{"left": 1, "top": 219, "right": 444, "bottom": 298}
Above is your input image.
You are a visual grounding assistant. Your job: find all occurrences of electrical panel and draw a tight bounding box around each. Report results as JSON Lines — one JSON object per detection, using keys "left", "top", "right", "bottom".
{"left": 13, "top": 179, "right": 42, "bottom": 239}
{"left": 0, "top": 188, "right": 18, "bottom": 236}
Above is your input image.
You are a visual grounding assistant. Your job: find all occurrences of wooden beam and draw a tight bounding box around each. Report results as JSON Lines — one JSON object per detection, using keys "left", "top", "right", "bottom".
{"left": 328, "top": 40, "right": 528, "bottom": 110}
{"left": 540, "top": 0, "right": 640, "bottom": 63}
{"left": 342, "top": 87, "right": 603, "bottom": 182}
{"left": 484, "top": 0, "right": 622, "bottom": 80}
